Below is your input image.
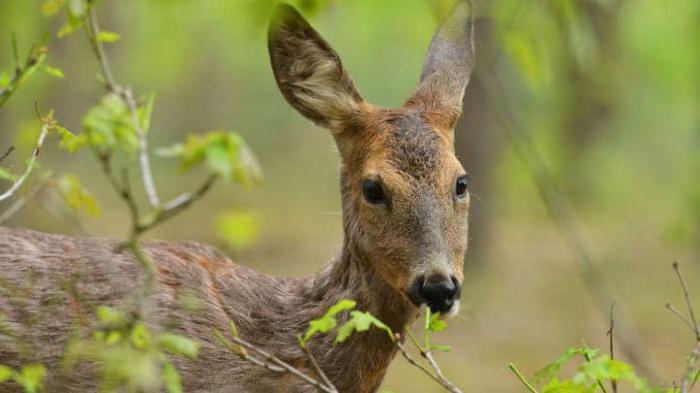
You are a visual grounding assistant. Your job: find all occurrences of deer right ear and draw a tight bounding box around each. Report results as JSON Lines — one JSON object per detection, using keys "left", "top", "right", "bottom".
{"left": 268, "top": 4, "right": 365, "bottom": 130}
{"left": 406, "top": 1, "right": 475, "bottom": 118}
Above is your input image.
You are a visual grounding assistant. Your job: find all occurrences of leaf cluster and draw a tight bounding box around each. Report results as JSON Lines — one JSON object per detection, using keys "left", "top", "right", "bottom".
{"left": 64, "top": 306, "right": 199, "bottom": 393}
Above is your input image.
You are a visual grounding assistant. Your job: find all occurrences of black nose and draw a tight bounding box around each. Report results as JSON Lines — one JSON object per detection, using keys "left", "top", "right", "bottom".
{"left": 418, "top": 274, "right": 460, "bottom": 313}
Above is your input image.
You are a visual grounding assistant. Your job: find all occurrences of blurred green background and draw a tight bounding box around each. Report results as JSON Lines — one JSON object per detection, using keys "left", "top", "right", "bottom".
{"left": 1, "top": 0, "right": 699, "bottom": 391}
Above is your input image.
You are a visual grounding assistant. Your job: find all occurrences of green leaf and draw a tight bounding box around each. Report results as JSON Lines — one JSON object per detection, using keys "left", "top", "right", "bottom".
{"left": 41, "top": 0, "right": 65, "bottom": 17}
{"left": 96, "top": 306, "right": 127, "bottom": 327}
{"left": 42, "top": 65, "right": 65, "bottom": 79}
{"left": 161, "top": 358, "right": 182, "bottom": 393}
{"left": 158, "top": 334, "right": 200, "bottom": 358}
{"left": 542, "top": 377, "right": 590, "bottom": 393}
{"left": 16, "top": 364, "right": 46, "bottom": 393}
{"left": 159, "top": 131, "right": 262, "bottom": 185}
{"left": 55, "top": 126, "right": 87, "bottom": 153}
{"left": 81, "top": 94, "right": 136, "bottom": 152}
{"left": 427, "top": 312, "right": 447, "bottom": 333}
{"left": 300, "top": 299, "right": 356, "bottom": 346}
{"left": 96, "top": 31, "right": 121, "bottom": 43}
{"left": 0, "top": 167, "right": 17, "bottom": 182}
{"left": 57, "top": 174, "right": 101, "bottom": 218}
{"left": 535, "top": 347, "right": 599, "bottom": 383}
{"left": 206, "top": 143, "right": 232, "bottom": 179}
{"left": 0, "top": 365, "right": 13, "bottom": 383}
{"left": 334, "top": 311, "right": 393, "bottom": 344}
{"left": 215, "top": 210, "right": 259, "bottom": 250}
{"left": 130, "top": 323, "right": 152, "bottom": 350}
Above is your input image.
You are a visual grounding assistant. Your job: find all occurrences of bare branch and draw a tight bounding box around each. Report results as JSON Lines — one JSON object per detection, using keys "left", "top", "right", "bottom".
{"left": 424, "top": 350, "right": 463, "bottom": 393}
{"left": 0, "top": 146, "right": 14, "bottom": 163}
{"left": 0, "top": 124, "right": 49, "bottom": 202}
{"left": 673, "top": 262, "right": 700, "bottom": 339}
{"left": 216, "top": 331, "right": 336, "bottom": 393}
{"left": 667, "top": 303, "right": 697, "bottom": 334}
{"left": 396, "top": 335, "right": 451, "bottom": 390}
{"left": 0, "top": 170, "right": 52, "bottom": 224}
{"left": 302, "top": 345, "right": 338, "bottom": 393}
{"left": 607, "top": 303, "right": 618, "bottom": 393}
{"left": 137, "top": 174, "right": 218, "bottom": 235}
{"left": 396, "top": 332, "right": 463, "bottom": 393}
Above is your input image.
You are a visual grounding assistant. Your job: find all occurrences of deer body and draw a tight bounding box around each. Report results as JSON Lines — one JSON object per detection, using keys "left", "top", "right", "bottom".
{"left": 0, "top": 227, "right": 407, "bottom": 392}
{"left": 0, "top": 2, "right": 474, "bottom": 392}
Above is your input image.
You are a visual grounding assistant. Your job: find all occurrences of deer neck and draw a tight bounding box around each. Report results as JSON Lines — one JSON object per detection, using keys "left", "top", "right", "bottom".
{"left": 298, "top": 203, "right": 417, "bottom": 391}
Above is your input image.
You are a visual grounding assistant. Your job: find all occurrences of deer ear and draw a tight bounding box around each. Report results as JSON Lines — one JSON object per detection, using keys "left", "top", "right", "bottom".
{"left": 268, "top": 4, "right": 364, "bottom": 130}
{"left": 406, "top": 1, "right": 475, "bottom": 117}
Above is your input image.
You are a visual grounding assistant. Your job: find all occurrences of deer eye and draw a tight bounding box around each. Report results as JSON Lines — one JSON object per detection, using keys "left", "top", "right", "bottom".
{"left": 362, "top": 179, "right": 386, "bottom": 205}
{"left": 455, "top": 175, "right": 470, "bottom": 198}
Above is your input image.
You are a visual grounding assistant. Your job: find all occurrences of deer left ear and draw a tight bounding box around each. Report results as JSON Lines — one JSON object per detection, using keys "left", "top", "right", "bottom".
{"left": 406, "top": 1, "right": 475, "bottom": 118}
{"left": 268, "top": 4, "right": 364, "bottom": 130}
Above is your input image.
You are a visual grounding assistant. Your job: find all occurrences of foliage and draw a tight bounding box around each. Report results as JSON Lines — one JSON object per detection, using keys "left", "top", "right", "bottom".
{"left": 299, "top": 299, "right": 396, "bottom": 347}
{"left": 64, "top": 306, "right": 199, "bottom": 393}
{"left": 56, "top": 174, "right": 100, "bottom": 217}
{"left": 510, "top": 345, "right": 674, "bottom": 393}
{"left": 157, "top": 131, "right": 262, "bottom": 186}
{"left": 0, "top": 364, "right": 46, "bottom": 393}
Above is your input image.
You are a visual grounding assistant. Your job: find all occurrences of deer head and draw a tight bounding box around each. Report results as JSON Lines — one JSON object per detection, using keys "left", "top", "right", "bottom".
{"left": 268, "top": 3, "right": 474, "bottom": 315}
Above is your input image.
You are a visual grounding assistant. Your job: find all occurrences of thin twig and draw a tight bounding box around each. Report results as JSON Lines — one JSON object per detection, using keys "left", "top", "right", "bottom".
{"left": 673, "top": 262, "right": 700, "bottom": 339}
{"left": 84, "top": 7, "right": 115, "bottom": 91}
{"left": 667, "top": 303, "right": 697, "bottom": 334}
{"left": 608, "top": 303, "right": 618, "bottom": 393}
{"left": 396, "top": 335, "right": 453, "bottom": 390}
{"left": 230, "top": 335, "right": 335, "bottom": 393}
{"left": 508, "top": 363, "right": 539, "bottom": 393}
{"left": 0, "top": 146, "right": 14, "bottom": 162}
{"left": 424, "top": 351, "right": 463, "bottom": 393}
{"left": 302, "top": 345, "right": 338, "bottom": 393}
{"left": 0, "top": 124, "right": 49, "bottom": 202}
{"left": 136, "top": 174, "right": 218, "bottom": 234}
{"left": 396, "top": 332, "right": 463, "bottom": 393}
{"left": 0, "top": 170, "right": 52, "bottom": 224}
{"left": 670, "top": 263, "right": 700, "bottom": 393}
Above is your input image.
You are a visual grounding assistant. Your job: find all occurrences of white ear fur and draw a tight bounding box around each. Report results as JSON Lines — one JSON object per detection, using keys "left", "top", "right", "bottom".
{"left": 268, "top": 4, "right": 364, "bottom": 130}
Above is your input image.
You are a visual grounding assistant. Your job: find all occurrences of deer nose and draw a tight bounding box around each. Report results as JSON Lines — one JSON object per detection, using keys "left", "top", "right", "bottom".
{"left": 418, "top": 274, "right": 460, "bottom": 313}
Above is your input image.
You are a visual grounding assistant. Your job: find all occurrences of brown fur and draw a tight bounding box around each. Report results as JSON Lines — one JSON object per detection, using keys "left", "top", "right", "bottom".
{"left": 0, "top": 2, "right": 474, "bottom": 392}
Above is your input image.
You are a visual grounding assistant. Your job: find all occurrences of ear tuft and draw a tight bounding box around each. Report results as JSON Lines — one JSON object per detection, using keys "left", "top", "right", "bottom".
{"left": 268, "top": 4, "right": 364, "bottom": 129}
{"left": 406, "top": 0, "right": 475, "bottom": 116}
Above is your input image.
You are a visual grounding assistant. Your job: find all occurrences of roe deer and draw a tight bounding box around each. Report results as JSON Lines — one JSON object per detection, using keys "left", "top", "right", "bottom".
{"left": 0, "top": 3, "right": 474, "bottom": 392}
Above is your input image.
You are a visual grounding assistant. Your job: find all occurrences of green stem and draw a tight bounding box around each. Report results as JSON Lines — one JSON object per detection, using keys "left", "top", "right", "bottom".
{"left": 508, "top": 363, "right": 539, "bottom": 393}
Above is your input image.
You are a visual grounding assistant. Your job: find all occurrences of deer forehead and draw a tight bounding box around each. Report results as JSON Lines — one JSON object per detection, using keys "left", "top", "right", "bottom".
{"left": 350, "top": 109, "right": 461, "bottom": 187}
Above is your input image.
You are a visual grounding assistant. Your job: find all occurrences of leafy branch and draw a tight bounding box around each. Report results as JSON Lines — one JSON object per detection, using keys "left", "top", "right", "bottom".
{"left": 396, "top": 307, "right": 462, "bottom": 393}
{"left": 81, "top": 3, "right": 160, "bottom": 208}
{"left": 0, "top": 33, "right": 61, "bottom": 110}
